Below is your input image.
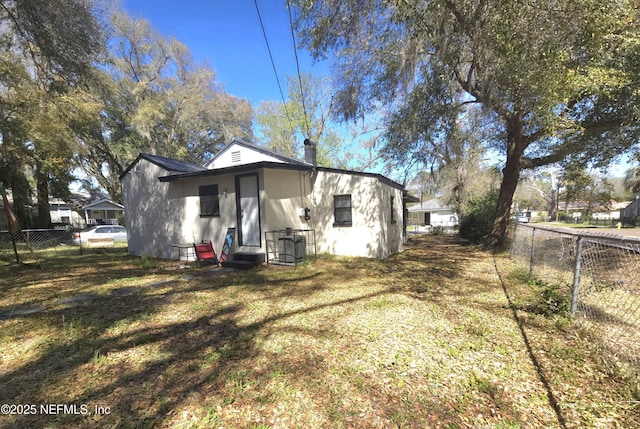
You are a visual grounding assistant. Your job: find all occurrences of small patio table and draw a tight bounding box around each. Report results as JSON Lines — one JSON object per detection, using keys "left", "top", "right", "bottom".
{"left": 170, "top": 242, "right": 196, "bottom": 267}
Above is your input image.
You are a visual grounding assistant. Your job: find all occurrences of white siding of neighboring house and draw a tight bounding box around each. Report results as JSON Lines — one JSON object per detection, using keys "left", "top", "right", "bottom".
{"left": 412, "top": 209, "right": 458, "bottom": 226}
{"left": 51, "top": 206, "right": 84, "bottom": 227}
{"left": 408, "top": 199, "right": 458, "bottom": 229}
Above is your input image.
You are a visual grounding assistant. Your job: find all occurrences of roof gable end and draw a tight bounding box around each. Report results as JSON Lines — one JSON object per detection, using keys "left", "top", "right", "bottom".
{"left": 205, "top": 138, "right": 308, "bottom": 169}
{"left": 83, "top": 198, "right": 124, "bottom": 210}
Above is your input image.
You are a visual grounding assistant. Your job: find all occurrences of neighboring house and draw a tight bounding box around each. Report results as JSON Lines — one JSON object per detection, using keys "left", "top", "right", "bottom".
{"left": 120, "top": 138, "right": 412, "bottom": 260}
{"left": 407, "top": 199, "right": 458, "bottom": 229}
{"left": 49, "top": 197, "right": 85, "bottom": 228}
{"left": 592, "top": 201, "right": 631, "bottom": 221}
{"left": 0, "top": 194, "right": 84, "bottom": 229}
{"left": 621, "top": 198, "right": 640, "bottom": 220}
{"left": 83, "top": 199, "right": 125, "bottom": 226}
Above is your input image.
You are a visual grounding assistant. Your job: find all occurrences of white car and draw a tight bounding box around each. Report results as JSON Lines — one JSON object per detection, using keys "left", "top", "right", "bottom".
{"left": 72, "top": 225, "right": 128, "bottom": 245}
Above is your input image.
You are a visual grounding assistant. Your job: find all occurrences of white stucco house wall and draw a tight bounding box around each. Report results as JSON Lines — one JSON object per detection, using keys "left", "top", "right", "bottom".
{"left": 407, "top": 198, "right": 458, "bottom": 231}
{"left": 119, "top": 138, "right": 413, "bottom": 261}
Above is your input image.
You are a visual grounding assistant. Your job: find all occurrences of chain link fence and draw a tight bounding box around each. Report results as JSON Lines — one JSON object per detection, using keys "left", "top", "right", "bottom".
{"left": 0, "top": 229, "right": 126, "bottom": 265}
{"left": 508, "top": 223, "right": 640, "bottom": 366}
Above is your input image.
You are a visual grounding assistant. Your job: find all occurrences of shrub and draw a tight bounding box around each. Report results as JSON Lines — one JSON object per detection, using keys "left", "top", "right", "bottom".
{"left": 139, "top": 254, "right": 157, "bottom": 269}
{"left": 430, "top": 225, "right": 446, "bottom": 236}
{"left": 458, "top": 188, "right": 499, "bottom": 243}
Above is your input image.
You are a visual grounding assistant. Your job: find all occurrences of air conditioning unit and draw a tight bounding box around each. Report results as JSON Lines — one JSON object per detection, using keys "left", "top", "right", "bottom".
{"left": 278, "top": 235, "right": 306, "bottom": 263}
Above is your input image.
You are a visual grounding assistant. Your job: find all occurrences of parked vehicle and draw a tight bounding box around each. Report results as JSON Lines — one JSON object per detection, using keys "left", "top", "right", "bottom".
{"left": 72, "top": 225, "right": 128, "bottom": 245}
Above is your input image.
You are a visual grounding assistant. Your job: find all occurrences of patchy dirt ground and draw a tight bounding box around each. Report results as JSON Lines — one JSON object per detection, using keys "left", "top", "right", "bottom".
{"left": 0, "top": 236, "right": 638, "bottom": 428}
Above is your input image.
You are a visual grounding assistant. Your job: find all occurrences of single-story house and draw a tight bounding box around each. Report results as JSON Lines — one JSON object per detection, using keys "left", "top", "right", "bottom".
{"left": 591, "top": 201, "right": 631, "bottom": 221}
{"left": 83, "top": 199, "right": 125, "bottom": 226}
{"left": 0, "top": 194, "right": 85, "bottom": 230}
{"left": 49, "top": 197, "right": 84, "bottom": 228}
{"left": 407, "top": 198, "right": 458, "bottom": 229}
{"left": 621, "top": 197, "right": 640, "bottom": 220}
{"left": 119, "top": 138, "right": 414, "bottom": 260}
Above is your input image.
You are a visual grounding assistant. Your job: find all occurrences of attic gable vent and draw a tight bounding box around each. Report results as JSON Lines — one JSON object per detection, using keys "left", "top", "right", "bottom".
{"left": 231, "top": 151, "right": 241, "bottom": 163}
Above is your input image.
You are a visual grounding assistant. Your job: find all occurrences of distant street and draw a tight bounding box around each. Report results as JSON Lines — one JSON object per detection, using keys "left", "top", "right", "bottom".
{"left": 571, "top": 226, "right": 640, "bottom": 239}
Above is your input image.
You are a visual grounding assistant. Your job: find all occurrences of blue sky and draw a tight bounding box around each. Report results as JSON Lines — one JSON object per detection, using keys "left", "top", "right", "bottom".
{"left": 119, "top": 1, "right": 391, "bottom": 178}
{"left": 118, "top": 1, "right": 632, "bottom": 179}
{"left": 121, "top": 0, "right": 325, "bottom": 106}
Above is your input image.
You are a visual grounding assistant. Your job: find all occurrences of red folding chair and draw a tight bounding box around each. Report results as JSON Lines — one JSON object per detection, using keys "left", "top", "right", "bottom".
{"left": 194, "top": 240, "right": 218, "bottom": 265}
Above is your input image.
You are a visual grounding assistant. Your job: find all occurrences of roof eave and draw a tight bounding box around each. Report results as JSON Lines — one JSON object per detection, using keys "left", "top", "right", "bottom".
{"left": 158, "top": 161, "right": 314, "bottom": 182}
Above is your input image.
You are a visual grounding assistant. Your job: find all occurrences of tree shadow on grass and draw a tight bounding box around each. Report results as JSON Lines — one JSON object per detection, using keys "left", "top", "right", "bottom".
{"left": 0, "top": 256, "right": 400, "bottom": 427}
{"left": 387, "top": 235, "right": 499, "bottom": 305}
{"left": 0, "top": 268, "right": 397, "bottom": 428}
{"left": 492, "top": 253, "right": 569, "bottom": 429}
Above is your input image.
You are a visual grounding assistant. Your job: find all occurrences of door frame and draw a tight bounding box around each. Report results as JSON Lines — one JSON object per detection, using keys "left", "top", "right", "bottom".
{"left": 235, "top": 173, "right": 261, "bottom": 247}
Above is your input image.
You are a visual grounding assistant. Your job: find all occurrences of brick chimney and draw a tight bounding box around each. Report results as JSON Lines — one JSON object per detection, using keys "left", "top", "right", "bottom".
{"left": 304, "top": 139, "right": 316, "bottom": 166}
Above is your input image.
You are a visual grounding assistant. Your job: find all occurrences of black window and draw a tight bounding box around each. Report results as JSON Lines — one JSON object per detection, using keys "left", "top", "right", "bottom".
{"left": 333, "top": 194, "right": 352, "bottom": 227}
{"left": 199, "top": 184, "right": 220, "bottom": 217}
{"left": 390, "top": 196, "right": 396, "bottom": 224}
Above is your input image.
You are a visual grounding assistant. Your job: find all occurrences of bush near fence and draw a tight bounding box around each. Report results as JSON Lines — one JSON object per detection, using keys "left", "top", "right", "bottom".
{"left": 508, "top": 223, "right": 640, "bottom": 367}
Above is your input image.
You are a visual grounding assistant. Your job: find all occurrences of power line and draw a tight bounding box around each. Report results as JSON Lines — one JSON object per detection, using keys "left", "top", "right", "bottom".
{"left": 253, "top": 0, "right": 296, "bottom": 137}
{"left": 286, "top": 0, "right": 311, "bottom": 139}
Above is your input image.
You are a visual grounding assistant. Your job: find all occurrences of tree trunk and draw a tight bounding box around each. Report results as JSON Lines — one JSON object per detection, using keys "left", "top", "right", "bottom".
{"left": 488, "top": 152, "right": 522, "bottom": 247}
{"left": 548, "top": 168, "right": 558, "bottom": 221}
{"left": 548, "top": 187, "right": 557, "bottom": 221}
{"left": 10, "top": 173, "right": 32, "bottom": 229}
{"left": 35, "top": 161, "right": 52, "bottom": 228}
{"left": 488, "top": 115, "right": 526, "bottom": 247}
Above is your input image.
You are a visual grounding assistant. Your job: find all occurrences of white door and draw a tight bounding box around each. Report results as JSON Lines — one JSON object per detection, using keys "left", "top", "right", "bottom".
{"left": 237, "top": 174, "right": 260, "bottom": 246}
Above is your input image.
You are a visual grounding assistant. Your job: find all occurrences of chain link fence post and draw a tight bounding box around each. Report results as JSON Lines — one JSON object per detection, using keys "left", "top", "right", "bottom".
{"left": 508, "top": 224, "right": 640, "bottom": 367}
{"left": 570, "top": 236, "right": 584, "bottom": 318}
{"left": 529, "top": 226, "right": 536, "bottom": 276}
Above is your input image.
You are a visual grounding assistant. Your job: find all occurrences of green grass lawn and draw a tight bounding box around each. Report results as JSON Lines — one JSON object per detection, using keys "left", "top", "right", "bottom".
{"left": 0, "top": 236, "right": 637, "bottom": 428}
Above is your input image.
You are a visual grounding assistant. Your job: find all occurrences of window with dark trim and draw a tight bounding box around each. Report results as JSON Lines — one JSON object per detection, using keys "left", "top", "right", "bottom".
{"left": 199, "top": 184, "right": 220, "bottom": 217}
{"left": 333, "top": 194, "right": 352, "bottom": 227}
{"left": 390, "top": 196, "right": 396, "bottom": 223}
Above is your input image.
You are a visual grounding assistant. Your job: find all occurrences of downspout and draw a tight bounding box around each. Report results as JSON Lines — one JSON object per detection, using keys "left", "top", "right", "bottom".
{"left": 402, "top": 193, "right": 408, "bottom": 243}
{"left": 303, "top": 139, "right": 317, "bottom": 223}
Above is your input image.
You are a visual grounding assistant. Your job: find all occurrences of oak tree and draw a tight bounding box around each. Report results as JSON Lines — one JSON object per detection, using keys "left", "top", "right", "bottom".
{"left": 293, "top": 0, "right": 640, "bottom": 245}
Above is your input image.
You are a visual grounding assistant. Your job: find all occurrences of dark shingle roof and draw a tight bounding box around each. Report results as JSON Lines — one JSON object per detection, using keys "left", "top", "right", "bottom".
{"left": 119, "top": 153, "right": 206, "bottom": 180}
{"left": 139, "top": 153, "right": 205, "bottom": 173}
